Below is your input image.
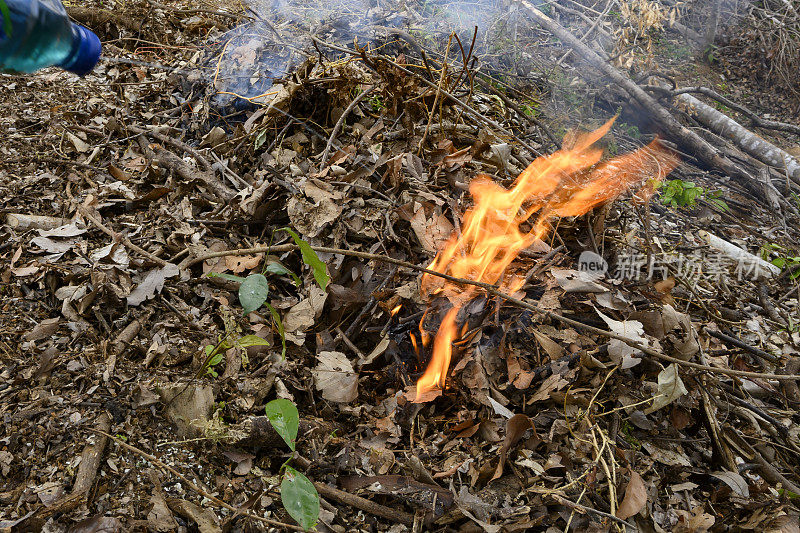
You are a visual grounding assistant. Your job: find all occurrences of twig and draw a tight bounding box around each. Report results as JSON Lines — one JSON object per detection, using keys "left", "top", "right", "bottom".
{"left": 321, "top": 85, "right": 375, "bottom": 166}
{"left": 343, "top": 265, "right": 399, "bottom": 339}
{"left": 719, "top": 383, "right": 793, "bottom": 441}
{"left": 314, "top": 482, "right": 415, "bottom": 526}
{"left": 418, "top": 34, "right": 452, "bottom": 154}
{"left": 335, "top": 326, "right": 366, "bottom": 360}
{"left": 474, "top": 77, "right": 561, "bottom": 148}
{"left": 146, "top": 0, "right": 245, "bottom": 20}
{"left": 556, "top": 0, "right": 614, "bottom": 66}
{"left": 93, "top": 430, "right": 305, "bottom": 531}
{"left": 179, "top": 244, "right": 800, "bottom": 382}
{"left": 79, "top": 206, "right": 169, "bottom": 267}
{"left": 126, "top": 124, "right": 212, "bottom": 170}
{"left": 384, "top": 57, "right": 541, "bottom": 159}
{"left": 706, "top": 329, "right": 779, "bottom": 364}
{"left": 552, "top": 494, "right": 634, "bottom": 529}
{"left": 309, "top": 35, "right": 541, "bottom": 159}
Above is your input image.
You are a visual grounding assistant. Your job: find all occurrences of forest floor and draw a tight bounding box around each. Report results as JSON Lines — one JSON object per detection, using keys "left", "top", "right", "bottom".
{"left": 1, "top": 0, "right": 800, "bottom": 531}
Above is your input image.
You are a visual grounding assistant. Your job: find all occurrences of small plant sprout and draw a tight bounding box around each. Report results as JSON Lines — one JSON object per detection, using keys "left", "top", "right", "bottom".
{"left": 265, "top": 399, "right": 320, "bottom": 531}
{"left": 207, "top": 227, "right": 330, "bottom": 359}
{"left": 660, "top": 178, "right": 728, "bottom": 211}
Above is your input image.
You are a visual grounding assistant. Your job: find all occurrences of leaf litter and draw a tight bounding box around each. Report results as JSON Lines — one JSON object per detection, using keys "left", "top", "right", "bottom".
{"left": 0, "top": 0, "right": 799, "bottom": 530}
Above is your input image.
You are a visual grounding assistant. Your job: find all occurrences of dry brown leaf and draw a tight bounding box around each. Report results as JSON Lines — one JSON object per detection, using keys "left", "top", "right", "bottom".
{"left": 491, "top": 414, "right": 533, "bottom": 481}
{"left": 532, "top": 330, "right": 565, "bottom": 361}
{"left": 529, "top": 373, "right": 569, "bottom": 403}
{"left": 674, "top": 506, "right": 715, "bottom": 533}
{"left": 616, "top": 470, "right": 647, "bottom": 520}
{"left": 127, "top": 263, "right": 180, "bottom": 306}
{"left": 225, "top": 253, "right": 262, "bottom": 274}
{"left": 313, "top": 351, "right": 358, "bottom": 403}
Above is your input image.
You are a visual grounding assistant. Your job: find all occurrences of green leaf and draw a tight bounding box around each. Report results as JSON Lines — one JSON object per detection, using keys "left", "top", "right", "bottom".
{"left": 266, "top": 303, "right": 286, "bottom": 359}
{"left": 208, "top": 272, "right": 247, "bottom": 283}
{"left": 254, "top": 128, "right": 269, "bottom": 149}
{"left": 265, "top": 399, "right": 299, "bottom": 451}
{"left": 266, "top": 261, "right": 302, "bottom": 287}
{"left": 239, "top": 274, "right": 269, "bottom": 315}
{"left": 282, "top": 228, "right": 329, "bottom": 291}
{"left": 280, "top": 467, "right": 319, "bottom": 531}
{"left": 772, "top": 258, "right": 787, "bottom": 269}
{"left": 0, "top": 0, "right": 12, "bottom": 38}
{"left": 236, "top": 335, "right": 271, "bottom": 348}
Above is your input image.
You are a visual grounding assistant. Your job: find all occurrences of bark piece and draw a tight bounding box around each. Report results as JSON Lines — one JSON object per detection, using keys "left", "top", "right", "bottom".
{"left": 72, "top": 413, "right": 112, "bottom": 496}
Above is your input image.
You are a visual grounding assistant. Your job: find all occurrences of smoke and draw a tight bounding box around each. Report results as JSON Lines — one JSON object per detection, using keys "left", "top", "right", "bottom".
{"left": 210, "top": 0, "right": 533, "bottom": 109}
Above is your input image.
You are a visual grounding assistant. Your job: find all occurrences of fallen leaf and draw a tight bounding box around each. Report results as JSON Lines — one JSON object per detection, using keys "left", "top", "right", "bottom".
{"left": 532, "top": 330, "right": 565, "bottom": 361}
{"left": 644, "top": 363, "right": 688, "bottom": 414}
{"left": 225, "top": 253, "right": 262, "bottom": 274}
{"left": 710, "top": 470, "right": 749, "bottom": 498}
{"left": 595, "top": 308, "right": 650, "bottom": 368}
{"left": 529, "top": 373, "right": 569, "bottom": 403}
{"left": 147, "top": 491, "right": 178, "bottom": 532}
{"left": 127, "top": 263, "right": 180, "bottom": 306}
{"left": 283, "top": 286, "right": 327, "bottom": 345}
{"left": 166, "top": 498, "right": 221, "bottom": 533}
{"left": 222, "top": 450, "right": 256, "bottom": 476}
{"left": 674, "top": 506, "right": 715, "bottom": 533}
{"left": 69, "top": 515, "right": 124, "bottom": 533}
{"left": 157, "top": 383, "right": 214, "bottom": 437}
{"left": 313, "top": 351, "right": 358, "bottom": 403}
{"left": 66, "top": 131, "right": 91, "bottom": 153}
{"left": 616, "top": 470, "right": 647, "bottom": 520}
{"left": 491, "top": 414, "right": 533, "bottom": 480}
{"left": 22, "top": 317, "right": 60, "bottom": 342}
{"left": 552, "top": 268, "right": 608, "bottom": 293}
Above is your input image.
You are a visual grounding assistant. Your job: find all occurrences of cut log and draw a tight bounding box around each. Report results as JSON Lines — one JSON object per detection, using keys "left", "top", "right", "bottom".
{"left": 676, "top": 93, "right": 800, "bottom": 186}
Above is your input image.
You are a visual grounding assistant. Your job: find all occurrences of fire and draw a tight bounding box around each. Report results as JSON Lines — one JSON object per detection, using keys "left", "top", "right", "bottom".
{"left": 414, "top": 118, "right": 679, "bottom": 401}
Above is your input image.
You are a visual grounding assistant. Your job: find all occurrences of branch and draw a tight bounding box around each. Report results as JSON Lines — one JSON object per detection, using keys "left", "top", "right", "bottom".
{"left": 515, "top": 0, "right": 766, "bottom": 197}
{"left": 94, "top": 430, "right": 305, "bottom": 531}
{"left": 179, "top": 244, "right": 800, "bottom": 382}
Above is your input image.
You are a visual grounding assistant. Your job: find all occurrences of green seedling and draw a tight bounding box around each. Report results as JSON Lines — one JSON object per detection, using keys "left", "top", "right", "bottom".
{"left": 207, "top": 227, "right": 329, "bottom": 360}
{"left": 760, "top": 242, "right": 800, "bottom": 280}
{"left": 660, "top": 179, "right": 728, "bottom": 211}
{"left": 265, "top": 399, "right": 320, "bottom": 531}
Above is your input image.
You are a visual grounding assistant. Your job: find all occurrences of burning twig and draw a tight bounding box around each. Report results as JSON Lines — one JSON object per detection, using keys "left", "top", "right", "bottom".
{"left": 181, "top": 243, "right": 800, "bottom": 383}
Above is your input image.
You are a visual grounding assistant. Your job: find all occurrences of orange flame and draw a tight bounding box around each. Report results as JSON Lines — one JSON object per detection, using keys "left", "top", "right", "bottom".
{"left": 414, "top": 118, "right": 678, "bottom": 402}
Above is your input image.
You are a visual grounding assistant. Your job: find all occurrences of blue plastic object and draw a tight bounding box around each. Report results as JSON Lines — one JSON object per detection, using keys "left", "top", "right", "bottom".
{"left": 0, "top": 0, "right": 101, "bottom": 75}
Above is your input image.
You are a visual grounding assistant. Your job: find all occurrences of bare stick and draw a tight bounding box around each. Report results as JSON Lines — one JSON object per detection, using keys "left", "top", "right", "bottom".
{"left": 79, "top": 206, "right": 169, "bottom": 267}
{"left": 664, "top": 87, "right": 800, "bottom": 137}
{"left": 321, "top": 85, "right": 375, "bottom": 166}
{"left": 93, "top": 430, "right": 305, "bottom": 531}
{"left": 314, "top": 482, "right": 415, "bottom": 526}
{"left": 72, "top": 413, "right": 111, "bottom": 496}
